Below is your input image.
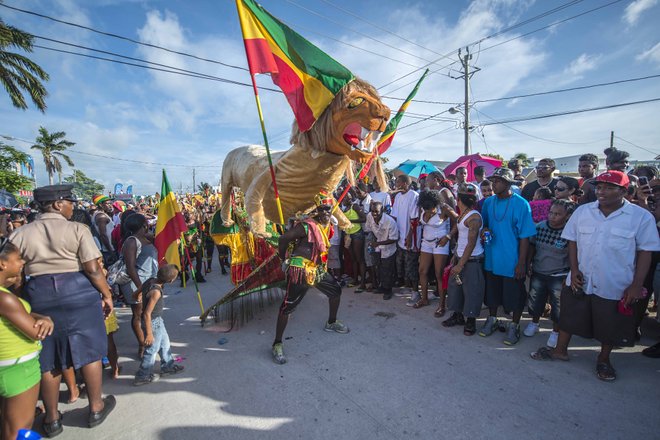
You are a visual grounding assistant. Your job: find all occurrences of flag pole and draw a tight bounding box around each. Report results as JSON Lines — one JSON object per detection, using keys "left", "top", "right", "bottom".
{"left": 236, "top": 0, "right": 285, "bottom": 225}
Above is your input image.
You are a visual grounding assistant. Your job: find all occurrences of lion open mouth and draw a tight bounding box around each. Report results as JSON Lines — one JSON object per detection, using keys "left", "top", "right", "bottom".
{"left": 342, "top": 122, "right": 382, "bottom": 154}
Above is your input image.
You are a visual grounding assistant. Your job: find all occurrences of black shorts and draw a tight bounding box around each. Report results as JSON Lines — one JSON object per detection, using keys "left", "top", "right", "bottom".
{"left": 280, "top": 272, "right": 342, "bottom": 315}
{"left": 559, "top": 286, "right": 635, "bottom": 347}
{"left": 484, "top": 271, "right": 526, "bottom": 313}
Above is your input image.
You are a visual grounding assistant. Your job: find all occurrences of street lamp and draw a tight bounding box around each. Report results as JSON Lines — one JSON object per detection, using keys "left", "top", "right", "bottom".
{"left": 448, "top": 106, "right": 471, "bottom": 156}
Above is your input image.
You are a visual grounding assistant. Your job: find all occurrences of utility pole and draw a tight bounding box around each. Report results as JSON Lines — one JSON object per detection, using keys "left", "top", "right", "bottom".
{"left": 192, "top": 168, "right": 196, "bottom": 194}
{"left": 610, "top": 131, "right": 614, "bottom": 148}
{"left": 451, "top": 47, "right": 480, "bottom": 156}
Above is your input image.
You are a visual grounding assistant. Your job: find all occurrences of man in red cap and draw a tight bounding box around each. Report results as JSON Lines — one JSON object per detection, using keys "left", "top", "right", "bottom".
{"left": 531, "top": 170, "right": 660, "bottom": 381}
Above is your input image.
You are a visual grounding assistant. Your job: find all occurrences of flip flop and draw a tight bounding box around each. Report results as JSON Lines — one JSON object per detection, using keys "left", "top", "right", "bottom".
{"left": 412, "top": 300, "right": 429, "bottom": 309}
{"left": 530, "top": 347, "right": 569, "bottom": 361}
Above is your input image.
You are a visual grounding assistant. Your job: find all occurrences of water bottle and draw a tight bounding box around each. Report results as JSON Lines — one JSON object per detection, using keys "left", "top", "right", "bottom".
{"left": 367, "top": 244, "right": 375, "bottom": 254}
{"left": 483, "top": 231, "right": 492, "bottom": 245}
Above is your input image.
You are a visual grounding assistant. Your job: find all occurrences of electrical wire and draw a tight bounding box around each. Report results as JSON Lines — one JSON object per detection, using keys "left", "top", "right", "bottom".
{"left": 0, "top": 2, "right": 248, "bottom": 72}
{"left": 473, "top": 108, "right": 602, "bottom": 145}
{"left": 614, "top": 136, "right": 659, "bottom": 156}
{"left": 479, "top": 97, "right": 660, "bottom": 126}
{"left": 387, "top": 125, "right": 456, "bottom": 154}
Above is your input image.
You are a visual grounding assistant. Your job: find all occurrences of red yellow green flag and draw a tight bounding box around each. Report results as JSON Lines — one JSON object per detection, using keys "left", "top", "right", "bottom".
{"left": 154, "top": 170, "right": 188, "bottom": 269}
{"left": 236, "top": 0, "right": 354, "bottom": 132}
{"left": 376, "top": 69, "right": 430, "bottom": 155}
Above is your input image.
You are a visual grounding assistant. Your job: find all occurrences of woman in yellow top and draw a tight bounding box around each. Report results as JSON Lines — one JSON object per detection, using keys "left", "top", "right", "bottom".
{"left": 342, "top": 193, "right": 368, "bottom": 292}
{"left": 0, "top": 241, "right": 54, "bottom": 440}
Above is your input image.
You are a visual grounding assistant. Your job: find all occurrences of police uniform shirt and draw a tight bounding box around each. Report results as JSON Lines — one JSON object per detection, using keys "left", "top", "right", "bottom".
{"left": 9, "top": 213, "right": 102, "bottom": 276}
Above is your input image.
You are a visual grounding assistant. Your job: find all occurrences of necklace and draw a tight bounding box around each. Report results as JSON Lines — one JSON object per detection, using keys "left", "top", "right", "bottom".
{"left": 493, "top": 196, "right": 511, "bottom": 222}
{"left": 457, "top": 208, "right": 473, "bottom": 224}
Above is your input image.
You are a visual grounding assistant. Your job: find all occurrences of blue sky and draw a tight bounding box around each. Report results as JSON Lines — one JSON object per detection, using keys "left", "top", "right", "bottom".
{"left": 1, "top": 0, "right": 659, "bottom": 195}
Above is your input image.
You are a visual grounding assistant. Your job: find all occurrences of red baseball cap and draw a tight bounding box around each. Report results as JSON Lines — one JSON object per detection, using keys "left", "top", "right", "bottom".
{"left": 596, "top": 170, "right": 629, "bottom": 189}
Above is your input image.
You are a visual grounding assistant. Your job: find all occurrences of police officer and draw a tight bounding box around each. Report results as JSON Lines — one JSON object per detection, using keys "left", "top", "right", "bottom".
{"left": 10, "top": 184, "right": 116, "bottom": 436}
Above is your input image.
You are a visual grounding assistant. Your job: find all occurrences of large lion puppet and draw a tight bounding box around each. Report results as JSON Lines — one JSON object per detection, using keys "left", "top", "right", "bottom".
{"left": 220, "top": 78, "right": 391, "bottom": 236}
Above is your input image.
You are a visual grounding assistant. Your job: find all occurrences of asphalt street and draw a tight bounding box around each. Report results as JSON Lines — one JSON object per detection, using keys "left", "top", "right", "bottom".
{"left": 38, "top": 268, "right": 660, "bottom": 440}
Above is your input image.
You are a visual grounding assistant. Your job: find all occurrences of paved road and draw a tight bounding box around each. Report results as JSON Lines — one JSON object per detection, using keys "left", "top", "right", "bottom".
{"left": 39, "top": 269, "right": 660, "bottom": 439}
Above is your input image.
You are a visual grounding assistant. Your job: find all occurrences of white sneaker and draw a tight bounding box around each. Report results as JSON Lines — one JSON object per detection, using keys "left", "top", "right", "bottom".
{"left": 406, "top": 292, "right": 421, "bottom": 307}
{"left": 394, "top": 287, "right": 410, "bottom": 297}
{"left": 546, "top": 331, "right": 559, "bottom": 348}
{"left": 523, "top": 322, "right": 540, "bottom": 337}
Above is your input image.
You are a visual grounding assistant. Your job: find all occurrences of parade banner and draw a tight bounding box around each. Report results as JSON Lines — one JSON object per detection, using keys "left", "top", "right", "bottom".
{"left": 154, "top": 170, "right": 187, "bottom": 269}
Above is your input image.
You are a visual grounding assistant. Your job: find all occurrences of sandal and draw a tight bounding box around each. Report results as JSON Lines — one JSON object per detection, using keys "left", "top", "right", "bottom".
{"left": 530, "top": 347, "right": 569, "bottom": 361}
{"left": 354, "top": 287, "right": 365, "bottom": 293}
{"left": 412, "top": 300, "right": 429, "bottom": 309}
{"left": 433, "top": 305, "right": 446, "bottom": 318}
{"left": 596, "top": 362, "right": 616, "bottom": 381}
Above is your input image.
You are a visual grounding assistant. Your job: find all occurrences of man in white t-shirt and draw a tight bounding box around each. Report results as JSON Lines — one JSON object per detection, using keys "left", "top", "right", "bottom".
{"left": 366, "top": 202, "right": 399, "bottom": 300}
{"left": 369, "top": 180, "right": 391, "bottom": 214}
{"left": 531, "top": 171, "right": 660, "bottom": 382}
{"left": 391, "top": 175, "right": 419, "bottom": 294}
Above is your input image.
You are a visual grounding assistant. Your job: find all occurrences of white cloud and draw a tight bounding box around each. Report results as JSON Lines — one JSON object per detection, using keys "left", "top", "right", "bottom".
{"left": 636, "top": 42, "right": 660, "bottom": 65}
{"left": 563, "top": 53, "right": 601, "bottom": 76}
{"left": 623, "top": 0, "right": 658, "bottom": 25}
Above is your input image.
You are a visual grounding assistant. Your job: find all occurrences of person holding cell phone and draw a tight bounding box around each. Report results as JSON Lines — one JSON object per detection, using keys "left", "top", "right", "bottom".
{"left": 530, "top": 171, "right": 660, "bottom": 382}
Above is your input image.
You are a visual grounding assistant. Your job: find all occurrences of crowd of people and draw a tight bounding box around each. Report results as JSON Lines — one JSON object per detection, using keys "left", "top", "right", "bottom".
{"left": 0, "top": 188, "right": 227, "bottom": 438}
{"left": 1, "top": 145, "right": 659, "bottom": 438}
{"left": 280, "top": 146, "right": 660, "bottom": 377}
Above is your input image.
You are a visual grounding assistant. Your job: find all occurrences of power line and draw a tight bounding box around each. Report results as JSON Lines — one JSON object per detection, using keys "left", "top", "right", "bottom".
{"left": 317, "top": 0, "right": 454, "bottom": 60}
{"left": 285, "top": 0, "right": 435, "bottom": 64}
{"left": 614, "top": 136, "right": 659, "bottom": 156}
{"left": 32, "top": 44, "right": 281, "bottom": 93}
{"left": 479, "top": 0, "right": 625, "bottom": 53}
{"left": 480, "top": 97, "right": 660, "bottom": 126}
{"left": 378, "top": 0, "right": 622, "bottom": 92}
{"left": 0, "top": 134, "right": 222, "bottom": 168}
{"left": 474, "top": 73, "right": 660, "bottom": 104}
{"left": 0, "top": 2, "right": 248, "bottom": 72}
{"left": 387, "top": 125, "right": 456, "bottom": 154}
{"left": 473, "top": 107, "right": 602, "bottom": 145}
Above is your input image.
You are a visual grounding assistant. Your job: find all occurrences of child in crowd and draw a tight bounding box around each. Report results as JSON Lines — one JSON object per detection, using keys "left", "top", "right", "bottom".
{"left": 529, "top": 187, "right": 554, "bottom": 223}
{"left": 477, "top": 180, "right": 493, "bottom": 212}
{"left": 134, "top": 264, "right": 185, "bottom": 386}
{"left": 0, "top": 242, "right": 54, "bottom": 439}
{"left": 524, "top": 199, "right": 576, "bottom": 347}
{"left": 98, "top": 256, "right": 121, "bottom": 379}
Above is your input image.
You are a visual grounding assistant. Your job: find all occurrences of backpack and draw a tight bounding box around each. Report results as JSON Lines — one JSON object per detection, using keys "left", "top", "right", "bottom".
{"left": 106, "top": 236, "right": 142, "bottom": 286}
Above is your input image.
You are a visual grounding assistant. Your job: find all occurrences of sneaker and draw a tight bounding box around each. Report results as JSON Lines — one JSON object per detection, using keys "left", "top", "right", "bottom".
{"left": 383, "top": 292, "right": 393, "bottom": 300}
{"left": 272, "top": 343, "right": 286, "bottom": 364}
{"left": 442, "top": 312, "right": 465, "bottom": 327}
{"left": 324, "top": 320, "right": 350, "bottom": 333}
{"left": 133, "top": 373, "right": 160, "bottom": 386}
{"left": 161, "top": 364, "right": 185, "bottom": 376}
{"left": 523, "top": 322, "right": 540, "bottom": 337}
{"left": 546, "top": 331, "right": 559, "bottom": 348}
{"left": 406, "top": 292, "right": 421, "bottom": 307}
{"left": 394, "top": 287, "right": 410, "bottom": 297}
{"left": 503, "top": 322, "right": 521, "bottom": 346}
{"left": 478, "top": 316, "right": 500, "bottom": 337}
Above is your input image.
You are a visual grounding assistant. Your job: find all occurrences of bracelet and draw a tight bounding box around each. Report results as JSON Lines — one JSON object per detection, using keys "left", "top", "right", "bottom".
{"left": 445, "top": 234, "right": 451, "bottom": 240}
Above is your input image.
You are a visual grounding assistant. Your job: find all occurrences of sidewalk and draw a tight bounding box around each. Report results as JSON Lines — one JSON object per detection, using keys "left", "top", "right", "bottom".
{"left": 42, "top": 269, "right": 660, "bottom": 439}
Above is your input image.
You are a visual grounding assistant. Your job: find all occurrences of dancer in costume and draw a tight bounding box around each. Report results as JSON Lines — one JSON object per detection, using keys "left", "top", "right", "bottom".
{"left": 272, "top": 191, "right": 349, "bottom": 364}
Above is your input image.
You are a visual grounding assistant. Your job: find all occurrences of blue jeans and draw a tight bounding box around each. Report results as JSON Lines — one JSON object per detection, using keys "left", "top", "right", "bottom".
{"left": 136, "top": 317, "right": 174, "bottom": 379}
{"left": 527, "top": 273, "right": 563, "bottom": 323}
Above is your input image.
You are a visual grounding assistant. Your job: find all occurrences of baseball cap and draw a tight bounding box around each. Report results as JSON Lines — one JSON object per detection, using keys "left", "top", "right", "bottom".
{"left": 596, "top": 170, "right": 629, "bottom": 189}
{"left": 488, "top": 167, "right": 515, "bottom": 183}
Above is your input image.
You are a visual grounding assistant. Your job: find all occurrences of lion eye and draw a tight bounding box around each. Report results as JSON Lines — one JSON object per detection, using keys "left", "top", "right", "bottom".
{"left": 348, "top": 97, "right": 364, "bottom": 109}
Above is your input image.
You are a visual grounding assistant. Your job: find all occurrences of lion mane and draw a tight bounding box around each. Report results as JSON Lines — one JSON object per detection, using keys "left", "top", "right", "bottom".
{"left": 220, "top": 77, "right": 391, "bottom": 236}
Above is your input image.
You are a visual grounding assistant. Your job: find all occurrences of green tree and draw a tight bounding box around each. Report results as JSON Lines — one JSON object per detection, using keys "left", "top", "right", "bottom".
{"left": 0, "top": 15, "right": 49, "bottom": 111}
{"left": 0, "top": 141, "right": 33, "bottom": 192}
{"left": 197, "top": 181, "right": 211, "bottom": 194}
{"left": 509, "top": 152, "right": 532, "bottom": 167}
{"left": 31, "top": 126, "right": 75, "bottom": 185}
{"left": 480, "top": 152, "right": 504, "bottom": 162}
{"left": 63, "top": 169, "right": 104, "bottom": 200}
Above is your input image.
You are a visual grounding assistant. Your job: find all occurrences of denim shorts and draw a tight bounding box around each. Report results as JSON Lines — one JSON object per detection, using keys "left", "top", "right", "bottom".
{"left": 527, "top": 272, "right": 564, "bottom": 322}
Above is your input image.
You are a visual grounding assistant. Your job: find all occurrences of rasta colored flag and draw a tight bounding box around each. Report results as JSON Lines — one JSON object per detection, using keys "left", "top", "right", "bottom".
{"left": 377, "top": 69, "right": 429, "bottom": 155}
{"left": 154, "top": 170, "right": 187, "bottom": 269}
{"left": 236, "top": 0, "right": 354, "bottom": 132}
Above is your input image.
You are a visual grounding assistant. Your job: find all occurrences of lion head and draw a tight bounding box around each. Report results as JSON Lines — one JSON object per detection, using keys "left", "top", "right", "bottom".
{"left": 290, "top": 78, "right": 391, "bottom": 163}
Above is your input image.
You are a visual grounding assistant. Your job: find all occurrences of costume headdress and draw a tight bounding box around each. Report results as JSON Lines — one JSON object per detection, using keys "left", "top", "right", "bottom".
{"left": 314, "top": 190, "right": 335, "bottom": 207}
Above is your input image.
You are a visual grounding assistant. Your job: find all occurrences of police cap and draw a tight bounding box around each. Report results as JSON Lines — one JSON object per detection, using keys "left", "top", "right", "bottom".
{"left": 33, "top": 184, "right": 78, "bottom": 203}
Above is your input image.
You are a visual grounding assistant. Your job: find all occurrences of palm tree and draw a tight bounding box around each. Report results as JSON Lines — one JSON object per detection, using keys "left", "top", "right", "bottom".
{"left": 197, "top": 182, "right": 211, "bottom": 194}
{"left": 31, "top": 127, "right": 75, "bottom": 185}
{"left": 0, "top": 16, "right": 49, "bottom": 112}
